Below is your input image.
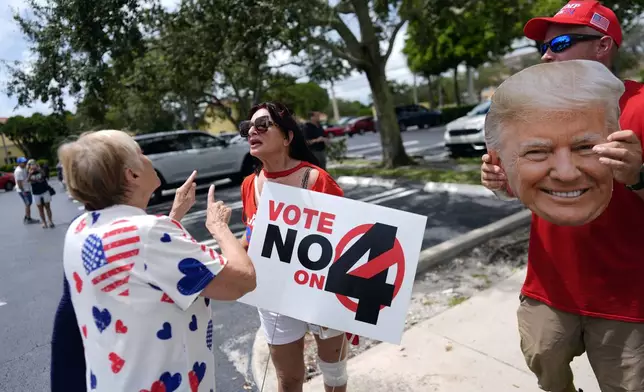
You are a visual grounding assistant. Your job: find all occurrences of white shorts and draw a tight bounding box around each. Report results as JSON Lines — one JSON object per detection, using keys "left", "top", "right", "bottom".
{"left": 34, "top": 192, "right": 52, "bottom": 205}
{"left": 258, "top": 309, "right": 344, "bottom": 346}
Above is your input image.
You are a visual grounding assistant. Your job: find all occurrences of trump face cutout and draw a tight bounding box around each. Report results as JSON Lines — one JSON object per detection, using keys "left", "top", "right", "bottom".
{"left": 485, "top": 60, "right": 624, "bottom": 226}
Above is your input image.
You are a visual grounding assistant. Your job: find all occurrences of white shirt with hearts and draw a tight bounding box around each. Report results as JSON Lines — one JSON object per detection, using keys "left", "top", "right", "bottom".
{"left": 63, "top": 204, "right": 227, "bottom": 392}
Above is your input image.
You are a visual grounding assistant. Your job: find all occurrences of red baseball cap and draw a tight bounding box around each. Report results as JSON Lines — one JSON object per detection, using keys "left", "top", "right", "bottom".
{"left": 524, "top": 0, "right": 622, "bottom": 46}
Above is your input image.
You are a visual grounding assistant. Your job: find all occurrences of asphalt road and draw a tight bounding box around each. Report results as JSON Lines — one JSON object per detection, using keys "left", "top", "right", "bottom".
{"left": 0, "top": 167, "right": 523, "bottom": 392}
{"left": 341, "top": 126, "right": 447, "bottom": 161}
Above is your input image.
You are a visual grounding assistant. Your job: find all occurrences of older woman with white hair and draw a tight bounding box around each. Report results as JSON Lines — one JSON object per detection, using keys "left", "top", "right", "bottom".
{"left": 484, "top": 59, "right": 625, "bottom": 226}
{"left": 57, "top": 130, "right": 256, "bottom": 392}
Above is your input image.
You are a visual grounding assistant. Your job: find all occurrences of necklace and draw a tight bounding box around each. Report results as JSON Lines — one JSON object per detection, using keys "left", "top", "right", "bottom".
{"left": 262, "top": 161, "right": 306, "bottom": 179}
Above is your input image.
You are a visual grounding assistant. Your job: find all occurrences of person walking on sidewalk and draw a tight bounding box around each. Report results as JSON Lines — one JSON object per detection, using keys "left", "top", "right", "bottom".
{"left": 303, "top": 111, "right": 329, "bottom": 170}
{"left": 238, "top": 102, "right": 352, "bottom": 392}
{"left": 27, "top": 159, "right": 56, "bottom": 228}
{"left": 480, "top": 2, "right": 644, "bottom": 392}
{"left": 14, "top": 157, "right": 38, "bottom": 224}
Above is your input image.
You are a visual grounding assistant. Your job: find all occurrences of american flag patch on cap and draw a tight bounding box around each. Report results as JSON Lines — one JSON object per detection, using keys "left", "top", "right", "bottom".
{"left": 590, "top": 12, "right": 610, "bottom": 31}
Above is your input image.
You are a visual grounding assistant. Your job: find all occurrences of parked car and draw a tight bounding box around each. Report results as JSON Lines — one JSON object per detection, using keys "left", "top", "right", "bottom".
{"left": 134, "top": 130, "right": 255, "bottom": 204}
{"left": 322, "top": 117, "right": 354, "bottom": 138}
{"left": 443, "top": 100, "right": 492, "bottom": 157}
{"left": 345, "top": 116, "right": 376, "bottom": 136}
{"left": 395, "top": 104, "right": 442, "bottom": 132}
{"left": 228, "top": 134, "right": 247, "bottom": 144}
{"left": 217, "top": 131, "right": 239, "bottom": 143}
{"left": 0, "top": 171, "right": 15, "bottom": 191}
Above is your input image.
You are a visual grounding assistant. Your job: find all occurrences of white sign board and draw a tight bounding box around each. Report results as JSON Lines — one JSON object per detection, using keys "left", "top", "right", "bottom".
{"left": 237, "top": 182, "right": 427, "bottom": 344}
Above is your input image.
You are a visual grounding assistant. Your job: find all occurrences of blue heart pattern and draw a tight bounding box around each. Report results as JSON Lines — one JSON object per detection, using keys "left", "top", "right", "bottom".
{"left": 189, "top": 315, "right": 198, "bottom": 331}
{"left": 92, "top": 306, "right": 111, "bottom": 333}
{"left": 206, "top": 320, "right": 213, "bottom": 351}
{"left": 90, "top": 371, "right": 97, "bottom": 389}
{"left": 157, "top": 322, "right": 172, "bottom": 340}
{"left": 193, "top": 362, "right": 206, "bottom": 383}
{"left": 160, "top": 371, "right": 182, "bottom": 392}
{"left": 161, "top": 233, "right": 171, "bottom": 243}
{"left": 91, "top": 212, "right": 101, "bottom": 224}
{"left": 176, "top": 258, "right": 215, "bottom": 296}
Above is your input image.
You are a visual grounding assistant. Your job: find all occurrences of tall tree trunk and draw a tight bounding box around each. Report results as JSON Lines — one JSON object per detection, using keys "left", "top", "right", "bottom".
{"left": 466, "top": 66, "right": 475, "bottom": 103}
{"left": 185, "top": 99, "right": 197, "bottom": 129}
{"left": 426, "top": 74, "right": 436, "bottom": 108}
{"left": 438, "top": 77, "right": 444, "bottom": 107}
{"left": 453, "top": 68, "right": 461, "bottom": 106}
{"left": 365, "top": 63, "right": 413, "bottom": 168}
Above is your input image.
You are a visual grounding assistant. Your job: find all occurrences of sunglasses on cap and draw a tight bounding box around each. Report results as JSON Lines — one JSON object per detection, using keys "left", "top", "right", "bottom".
{"left": 238, "top": 116, "right": 275, "bottom": 138}
{"left": 540, "top": 34, "right": 604, "bottom": 55}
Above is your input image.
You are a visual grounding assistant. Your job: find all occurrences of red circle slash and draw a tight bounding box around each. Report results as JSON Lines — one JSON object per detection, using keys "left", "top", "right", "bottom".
{"left": 333, "top": 224, "right": 406, "bottom": 312}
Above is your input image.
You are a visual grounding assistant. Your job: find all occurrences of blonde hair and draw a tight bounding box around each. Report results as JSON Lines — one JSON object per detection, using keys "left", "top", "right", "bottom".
{"left": 58, "top": 130, "right": 143, "bottom": 211}
{"left": 485, "top": 59, "right": 625, "bottom": 151}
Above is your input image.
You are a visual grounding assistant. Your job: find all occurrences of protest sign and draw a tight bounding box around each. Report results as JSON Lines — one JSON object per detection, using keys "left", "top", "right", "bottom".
{"left": 237, "top": 182, "right": 427, "bottom": 344}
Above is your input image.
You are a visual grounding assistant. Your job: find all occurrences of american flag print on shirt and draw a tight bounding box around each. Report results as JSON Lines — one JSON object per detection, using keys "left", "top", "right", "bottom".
{"left": 82, "top": 220, "right": 141, "bottom": 297}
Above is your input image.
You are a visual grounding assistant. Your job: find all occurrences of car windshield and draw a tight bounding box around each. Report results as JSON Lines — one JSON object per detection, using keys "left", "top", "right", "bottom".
{"left": 467, "top": 101, "right": 491, "bottom": 116}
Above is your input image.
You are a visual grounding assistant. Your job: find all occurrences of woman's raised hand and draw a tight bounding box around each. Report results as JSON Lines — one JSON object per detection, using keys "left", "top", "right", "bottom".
{"left": 169, "top": 170, "right": 197, "bottom": 221}
{"left": 206, "top": 184, "right": 232, "bottom": 234}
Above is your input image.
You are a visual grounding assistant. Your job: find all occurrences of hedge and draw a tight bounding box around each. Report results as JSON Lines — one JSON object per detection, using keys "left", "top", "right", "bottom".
{"left": 439, "top": 104, "right": 478, "bottom": 124}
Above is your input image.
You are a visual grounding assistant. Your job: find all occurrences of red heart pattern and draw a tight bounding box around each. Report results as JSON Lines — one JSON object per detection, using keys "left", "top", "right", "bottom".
{"left": 188, "top": 371, "right": 199, "bottom": 392}
{"left": 108, "top": 352, "right": 125, "bottom": 373}
{"left": 115, "top": 320, "right": 128, "bottom": 334}
{"left": 73, "top": 272, "right": 83, "bottom": 293}
{"left": 140, "top": 380, "right": 167, "bottom": 392}
{"left": 81, "top": 325, "right": 87, "bottom": 338}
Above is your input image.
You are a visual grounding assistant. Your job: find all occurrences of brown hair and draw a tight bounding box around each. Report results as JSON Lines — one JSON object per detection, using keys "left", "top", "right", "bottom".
{"left": 58, "top": 130, "right": 142, "bottom": 211}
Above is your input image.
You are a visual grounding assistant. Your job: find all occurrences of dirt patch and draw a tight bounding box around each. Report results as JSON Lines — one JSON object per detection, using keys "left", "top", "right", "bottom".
{"left": 302, "top": 225, "right": 530, "bottom": 381}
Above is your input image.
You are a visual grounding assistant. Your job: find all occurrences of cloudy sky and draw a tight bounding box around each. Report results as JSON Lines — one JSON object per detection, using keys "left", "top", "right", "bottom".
{"left": 0, "top": 0, "right": 534, "bottom": 117}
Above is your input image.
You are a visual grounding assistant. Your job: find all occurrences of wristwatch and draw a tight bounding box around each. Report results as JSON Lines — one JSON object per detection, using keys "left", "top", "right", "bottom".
{"left": 626, "top": 165, "right": 644, "bottom": 191}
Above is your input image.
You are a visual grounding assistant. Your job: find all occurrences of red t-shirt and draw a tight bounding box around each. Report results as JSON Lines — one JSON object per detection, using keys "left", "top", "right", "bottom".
{"left": 240, "top": 162, "right": 344, "bottom": 244}
{"left": 522, "top": 80, "right": 644, "bottom": 322}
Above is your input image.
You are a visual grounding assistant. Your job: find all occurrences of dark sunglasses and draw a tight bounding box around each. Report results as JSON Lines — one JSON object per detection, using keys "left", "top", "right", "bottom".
{"left": 238, "top": 116, "right": 275, "bottom": 138}
{"left": 540, "top": 34, "right": 604, "bottom": 55}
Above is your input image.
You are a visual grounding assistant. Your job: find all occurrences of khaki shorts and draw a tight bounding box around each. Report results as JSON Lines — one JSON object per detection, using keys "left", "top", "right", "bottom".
{"left": 517, "top": 295, "right": 644, "bottom": 392}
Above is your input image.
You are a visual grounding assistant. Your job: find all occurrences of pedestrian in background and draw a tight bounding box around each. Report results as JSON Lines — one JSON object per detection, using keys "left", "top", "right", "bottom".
{"left": 27, "top": 159, "right": 55, "bottom": 228}
{"left": 303, "top": 111, "right": 329, "bottom": 170}
{"left": 13, "top": 156, "right": 38, "bottom": 224}
{"left": 481, "top": 2, "right": 644, "bottom": 391}
{"left": 56, "top": 161, "right": 66, "bottom": 191}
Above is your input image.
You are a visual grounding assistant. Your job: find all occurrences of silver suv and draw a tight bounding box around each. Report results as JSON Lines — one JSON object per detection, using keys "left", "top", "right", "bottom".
{"left": 134, "top": 130, "right": 255, "bottom": 204}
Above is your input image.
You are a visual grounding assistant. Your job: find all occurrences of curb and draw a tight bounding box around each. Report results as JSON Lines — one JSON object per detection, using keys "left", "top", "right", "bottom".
{"left": 250, "top": 208, "right": 532, "bottom": 391}
{"left": 336, "top": 176, "right": 496, "bottom": 198}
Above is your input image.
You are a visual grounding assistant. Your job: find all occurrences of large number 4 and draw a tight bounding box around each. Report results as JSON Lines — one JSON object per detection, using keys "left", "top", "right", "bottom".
{"left": 324, "top": 223, "right": 397, "bottom": 325}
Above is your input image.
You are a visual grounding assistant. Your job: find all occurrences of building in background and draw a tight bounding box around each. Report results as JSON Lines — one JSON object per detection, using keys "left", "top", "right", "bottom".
{"left": 0, "top": 117, "right": 24, "bottom": 165}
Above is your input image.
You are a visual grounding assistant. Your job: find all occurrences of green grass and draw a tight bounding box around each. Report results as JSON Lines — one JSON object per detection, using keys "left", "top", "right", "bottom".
{"left": 448, "top": 296, "right": 470, "bottom": 307}
{"left": 329, "top": 166, "right": 481, "bottom": 185}
{"left": 454, "top": 157, "right": 483, "bottom": 165}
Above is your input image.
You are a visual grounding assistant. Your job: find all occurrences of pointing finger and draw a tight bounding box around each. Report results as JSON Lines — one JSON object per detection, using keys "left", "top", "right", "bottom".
{"left": 208, "top": 184, "right": 215, "bottom": 204}
{"left": 183, "top": 170, "right": 198, "bottom": 187}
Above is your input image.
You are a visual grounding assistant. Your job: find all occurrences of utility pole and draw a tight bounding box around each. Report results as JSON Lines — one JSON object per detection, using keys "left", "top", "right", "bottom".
{"left": 330, "top": 81, "right": 340, "bottom": 122}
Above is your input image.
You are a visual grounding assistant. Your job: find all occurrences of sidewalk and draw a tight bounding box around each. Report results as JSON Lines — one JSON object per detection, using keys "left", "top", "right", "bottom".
{"left": 303, "top": 268, "right": 599, "bottom": 392}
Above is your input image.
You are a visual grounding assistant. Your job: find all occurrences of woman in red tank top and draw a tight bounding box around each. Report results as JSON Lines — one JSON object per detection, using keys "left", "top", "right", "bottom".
{"left": 238, "top": 102, "right": 352, "bottom": 392}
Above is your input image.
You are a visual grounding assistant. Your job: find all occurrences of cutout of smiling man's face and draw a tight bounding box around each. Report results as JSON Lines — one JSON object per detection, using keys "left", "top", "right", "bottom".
{"left": 499, "top": 108, "right": 614, "bottom": 226}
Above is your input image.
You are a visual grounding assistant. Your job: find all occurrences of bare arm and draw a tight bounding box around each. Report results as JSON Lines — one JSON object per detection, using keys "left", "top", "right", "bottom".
{"left": 200, "top": 186, "right": 256, "bottom": 301}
